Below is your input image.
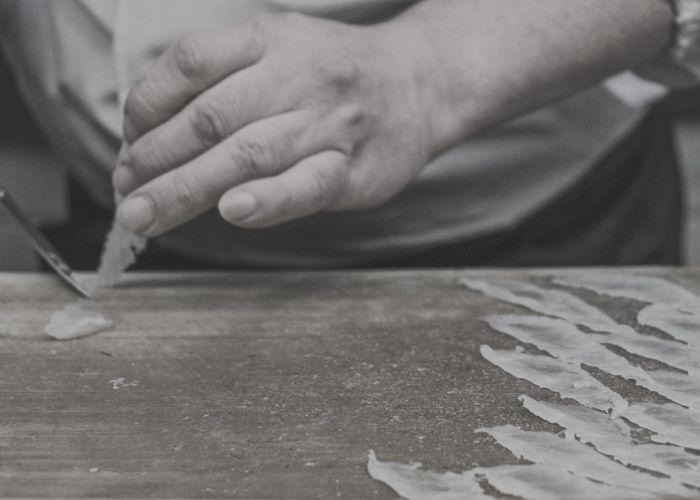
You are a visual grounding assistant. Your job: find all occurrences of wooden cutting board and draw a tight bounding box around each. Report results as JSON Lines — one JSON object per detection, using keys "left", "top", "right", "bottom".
{"left": 0, "top": 269, "right": 695, "bottom": 498}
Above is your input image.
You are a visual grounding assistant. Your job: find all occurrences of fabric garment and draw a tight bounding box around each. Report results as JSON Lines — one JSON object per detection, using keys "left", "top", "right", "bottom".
{"left": 377, "top": 101, "right": 683, "bottom": 267}
{"left": 0, "top": 0, "right": 687, "bottom": 267}
{"left": 42, "top": 100, "right": 683, "bottom": 270}
{"left": 648, "top": 0, "right": 700, "bottom": 84}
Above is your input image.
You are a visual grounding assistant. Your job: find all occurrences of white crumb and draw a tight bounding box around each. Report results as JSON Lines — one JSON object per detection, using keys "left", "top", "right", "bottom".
{"left": 91, "top": 219, "right": 147, "bottom": 292}
{"left": 44, "top": 300, "right": 113, "bottom": 340}
{"left": 46, "top": 204, "right": 147, "bottom": 341}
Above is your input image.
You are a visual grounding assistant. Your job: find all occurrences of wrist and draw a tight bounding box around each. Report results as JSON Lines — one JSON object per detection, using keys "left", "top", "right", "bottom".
{"left": 375, "top": 7, "right": 494, "bottom": 159}
{"left": 368, "top": 20, "right": 461, "bottom": 160}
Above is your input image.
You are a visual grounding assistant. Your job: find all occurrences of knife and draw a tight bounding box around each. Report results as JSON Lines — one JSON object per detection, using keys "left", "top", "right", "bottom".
{"left": 0, "top": 184, "right": 90, "bottom": 298}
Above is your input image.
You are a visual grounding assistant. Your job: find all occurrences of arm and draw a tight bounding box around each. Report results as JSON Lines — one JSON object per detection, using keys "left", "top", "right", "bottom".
{"left": 391, "top": 0, "right": 674, "bottom": 151}
{"left": 115, "top": 0, "right": 673, "bottom": 236}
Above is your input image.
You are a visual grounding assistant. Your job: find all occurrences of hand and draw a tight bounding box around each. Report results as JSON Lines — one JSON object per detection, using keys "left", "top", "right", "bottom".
{"left": 113, "top": 0, "right": 673, "bottom": 238}
{"left": 114, "top": 12, "right": 438, "bottom": 236}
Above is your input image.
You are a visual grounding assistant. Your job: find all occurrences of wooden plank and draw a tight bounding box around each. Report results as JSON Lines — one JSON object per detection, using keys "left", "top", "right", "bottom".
{"left": 0, "top": 269, "right": 697, "bottom": 498}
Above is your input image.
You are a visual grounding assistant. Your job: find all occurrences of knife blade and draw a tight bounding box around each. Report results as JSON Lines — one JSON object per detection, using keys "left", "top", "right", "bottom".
{"left": 0, "top": 184, "right": 90, "bottom": 298}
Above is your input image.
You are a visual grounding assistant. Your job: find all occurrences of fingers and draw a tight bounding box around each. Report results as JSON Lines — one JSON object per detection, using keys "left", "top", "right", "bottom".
{"left": 115, "top": 111, "right": 335, "bottom": 237}
{"left": 122, "top": 20, "right": 267, "bottom": 144}
{"left": 219, "top": 151, "right": 349, "bottom": 228}
{"left": 114, "top": 63, "right": 288, "bottom": 197}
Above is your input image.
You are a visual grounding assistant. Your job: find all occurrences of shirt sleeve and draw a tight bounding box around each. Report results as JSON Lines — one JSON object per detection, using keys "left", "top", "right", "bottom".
{"left": 636, "top": 0, "right": 700, "bottom": 88}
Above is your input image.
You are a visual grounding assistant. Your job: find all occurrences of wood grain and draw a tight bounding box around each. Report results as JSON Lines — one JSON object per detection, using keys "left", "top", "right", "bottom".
{"left": 0, "top": 269, "right": 697, "bottom": 498}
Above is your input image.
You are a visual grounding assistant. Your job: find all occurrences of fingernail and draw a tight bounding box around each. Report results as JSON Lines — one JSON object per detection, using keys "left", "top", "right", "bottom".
{"left": 112, "top": 166, "right": 138, "bottom": 195}
{"left": 221, "top": 192, "right": 257, "bottom": 221}
{"left": 117, "top": 195, "right": 154, "bottom": 233}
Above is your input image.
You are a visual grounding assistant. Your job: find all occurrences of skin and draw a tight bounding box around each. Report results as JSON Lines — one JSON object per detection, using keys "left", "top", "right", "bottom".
{"left": 114, "top": 0, "right": 673, "bottom": 237}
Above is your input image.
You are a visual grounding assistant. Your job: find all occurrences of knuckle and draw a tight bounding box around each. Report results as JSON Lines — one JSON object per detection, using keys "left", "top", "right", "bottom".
{"left": 130, "top": 139, "right": 167, "bottom": 178}
{"left": 244, "top": 17, "right": 269, "bottom": 54}
{"left": 308, "top": 169, "right": 332, "bottom": 209}
{"left": 335, "top": 104, "right": 366, "bottom": 154}
{"left": 171, "top": 35, "right": 206, "bottom": 81}
{"left": 171, "top": 172, "right": 203, "bottom": 208}
{"left": 332, "top": 59, "right": 359, "bottom": 92}
{"left": 338, "top": 103, "right": 365, "bottom": 129}
{"left": 123, "top": 92, "right": 138, "bottom": 128}
{"left": 123, "top": 84, "right": 157, "bottom": 140}
{"left": 315, "top": 51, "right": 359, "bottom": 96}
{"left": 189, "top": 100, "right": 229, "bottom": 148}
{"left": 123, "top": 85, "right": 143, "bottom": 119}
{"left": 231, "top": 136, "right": 270, "bottom": 179}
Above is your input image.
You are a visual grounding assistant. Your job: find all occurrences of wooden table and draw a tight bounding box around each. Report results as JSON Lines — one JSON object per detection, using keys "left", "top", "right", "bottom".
{"left": 1, "top": 269, "right": 697, "bottom": 498}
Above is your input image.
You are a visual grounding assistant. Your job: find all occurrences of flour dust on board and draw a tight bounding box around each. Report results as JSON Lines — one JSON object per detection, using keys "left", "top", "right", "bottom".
{"left": 369, "top": 273, "right": 700, "bottom": 499}
{"left": 44, "top": 214, "right": 146, "bottom": 340}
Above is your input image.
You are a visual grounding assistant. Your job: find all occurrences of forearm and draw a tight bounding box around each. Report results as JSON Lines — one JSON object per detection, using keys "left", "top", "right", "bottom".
{"left": 384, "top": 0, "right": 674, "bottom": 154}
